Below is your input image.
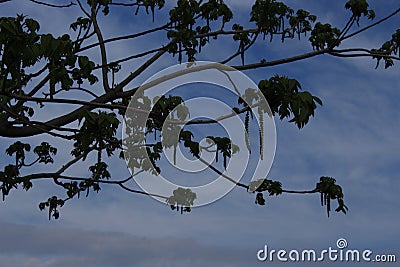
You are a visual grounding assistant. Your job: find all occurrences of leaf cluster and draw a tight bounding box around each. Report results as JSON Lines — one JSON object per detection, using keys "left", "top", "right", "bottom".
{"left": 134, "top": 0, "right": 165, "bottom": 21}
{"left": 309, "top": 23, "right": 340, "bottom": 50}
{"left": 345, "top": 0, "right": 375, "bottom": 24}
{"left": 39, "top": 196, "right": 64, "bottom": 220}
{"left": 249, "top": 178, "right": 282, "bottom": 205}
{"left": 72, "top": 111, "right": 120, "bottom": 158}
{"left": 250, "top": 0, "right": 317, "bottom": 42}
{"left": 372, "top": 29, "right": 400, "bottom": 69}
{"left": 167, "top": 0, "right": 232, "bottom": 61}
{"left": 206, "top": 136, "right": 239, "bottom": 169}
{"left": 316, "top": 176, "right": 348, "bottom": 217}
{"left": 0, "top": 15, "right": 98, "bottom": 105}
{"left": 147, "top": 95, "right": 188, "bottom": 135}
{"left": 166, "top": 187, "right": 196, "bottom": 214}
{"left": 259, "top": 75, "right": 322, "bottom": 128}
{"left": 1, "top": 142, "right": 57, "bottom": 201}
{"left": 33, "top": 142, "right": 57, "bottom": 164}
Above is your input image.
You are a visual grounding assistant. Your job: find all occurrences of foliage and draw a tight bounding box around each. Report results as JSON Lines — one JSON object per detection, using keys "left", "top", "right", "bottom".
{"left": 259, "top": 75, "right": 322, "bottom": 129}
{"left": 166, "top": 187, "right": 196, "bottom": 214}
{"left": 316, "top": 177, "right": 348, "bottom": 217}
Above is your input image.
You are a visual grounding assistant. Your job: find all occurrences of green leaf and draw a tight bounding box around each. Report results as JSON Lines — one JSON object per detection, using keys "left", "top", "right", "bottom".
{"left": 24, "top": 18, "right": 40, "bottom": 32}
{"left": 78, "top": 56, "right": 90, "bottom": 68}
{"left": 166, "top": 187, "right": 196, "bottom": 213}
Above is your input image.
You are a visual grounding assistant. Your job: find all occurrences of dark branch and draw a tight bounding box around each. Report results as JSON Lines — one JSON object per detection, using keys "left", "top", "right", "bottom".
{"left": 116, "top": 48, "right": 168, "bottom": 90}
{"left": 232, "top": 49, "right": 329, "bottom": 70}
{"left": 195, "top": 153, "right": 320, "bottom": 195}
{"left": 0, "top": 90, "right": 119, "bottom": 137}
{"left": 77, "top": 23, "right": 171, "bottom": 52}
{"left": 91, "top": 4, "right": 111, "bottom": 92}
{"left": 0, "top": 102, "right": 75, "bottom": 139}
{"left": 6, "top": 93, "right": 128, "bottom": 111}
{"left": 109, "top": 2, "right": 138, "bottom": 6}
{"left": 221, "top": 33, "right": 259, "bottom": 65}
{"left": 330, "top": 50, "right": 400, "bottom": 61}
{"left": 29, "top": 0, "right": 76, "bottom": 8}
{"left": 93, "top": 47, "right": 164, "bottom": 70}
{"left": 342, "top": 7, "right": 400, "bottom": 41}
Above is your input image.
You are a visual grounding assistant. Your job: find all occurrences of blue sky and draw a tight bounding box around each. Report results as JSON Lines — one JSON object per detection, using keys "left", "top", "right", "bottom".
{"left": 1, "top": 0, "right": 400, "bottom": 266}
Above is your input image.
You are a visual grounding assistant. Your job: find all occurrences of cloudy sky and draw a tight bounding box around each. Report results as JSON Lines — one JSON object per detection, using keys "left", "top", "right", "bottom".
{"left": 1, "top": 0, "right": 399, "bottom": 266}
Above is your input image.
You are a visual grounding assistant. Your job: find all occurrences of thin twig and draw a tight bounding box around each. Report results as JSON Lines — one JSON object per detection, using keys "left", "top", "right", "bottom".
{"left": 29, "top": 0, "right": 76, "bottom": 8}
{"left": 119, "top": 183, "right": 169, "bottom": 200}
{"left": 221, "top": 33, "right": 259, "bottom": 65}
{"left": 43, "top": 87, "right": 100, "bottom": 98}
{"left": 92, "top": 47, "right": 164, "bottom": 70}
{"left": 330, "top": 51, "right": 400, "bottom": 61}
{"left": 194, "top": 154, "right": 249, "bottom": 189}
{"left": 109, "top": 2, "right": 139, "bottom": 6}
{"left": 77, "top": 0, "right": 90, "bottom": 19}
{"left": 90, "top": 3, "right": 111, "bottom": 92}
{"left": 342, "top": 7, "right": 400, "bottom": 41}
{"left": 77, "top": 23, "right": 172, "bottom": 52}
{"left": 7, "top": 93, "right": 129, "bottom": 111}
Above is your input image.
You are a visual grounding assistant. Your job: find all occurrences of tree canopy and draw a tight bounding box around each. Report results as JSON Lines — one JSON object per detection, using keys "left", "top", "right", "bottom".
{"left": 1, "top": 0, "right": 399, "bottom": 220}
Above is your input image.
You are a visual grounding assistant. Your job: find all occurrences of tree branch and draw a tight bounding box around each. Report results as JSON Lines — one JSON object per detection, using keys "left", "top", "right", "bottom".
{"left": 76, "top": 0, "right": 90, "bottom": 17}
{"left": 0, "top": 90, "right": 119, "bottom": 137}
{"left": 29, "top": 0, "right": 76, "bottom": 8}
{"left": 330, "top": 50, "right": 400, "bottom": 61}
{"left": 0, "top": 102, "right": 75, "bottom": 139}
{"left": 342, "top": 7, "right": 400, "bottom": 41}
{"left": 77, "top": 23, "right": 172, "bottom": 52}
{"left": 195, "top": 152, "right": 319, "bottom": 195}
{"left": 44, "top": 86, "right": 100, "bottom": 98}
{"left": 221, "top": 32, "right": 259, "bottom": 65}
{"left": 282, "top": 189, "right": 318, "bottom": 194}
{"left": 194, "top": 154, "right": 249, "bottom": 189}
{"left": 116, "top": 48, "right": 168, "bottom": 91}
{"left": 90, "top": 3, "right": 111, "bottom": 92}
{"left": 232, "top": 49, "right": 329, "bottom": 70}
{"left": 92, "top": 47, "right": 164, "bottom": 70}
{"left": 6, "top": 93, "right": 127, "bottom": 111}
{"left": 109, "top": 1, "right": 139, "bottom": 7}
{"left": 118, "top": 183, "right": 169, "bottom": 200}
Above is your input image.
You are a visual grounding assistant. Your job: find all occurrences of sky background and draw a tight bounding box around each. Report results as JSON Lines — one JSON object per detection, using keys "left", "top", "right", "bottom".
{"left": 1, "top": 0, "right": 400, "bottom": 266}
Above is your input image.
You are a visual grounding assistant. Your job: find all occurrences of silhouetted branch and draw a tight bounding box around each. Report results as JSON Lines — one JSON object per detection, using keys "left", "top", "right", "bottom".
{"left": 77, "top": 23, "right": 172, "bottom": 52}
{"left": 232, "top": 49, "right": 329, "bottom": 70}
{"left": 90, "top": 4, "right": 111, "bottom": 92}
{"left": 342, "top": 7, "right": 400, "bottom": 40}
{"left": 29, "top": 0, "right": 76, "bottom": 8}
